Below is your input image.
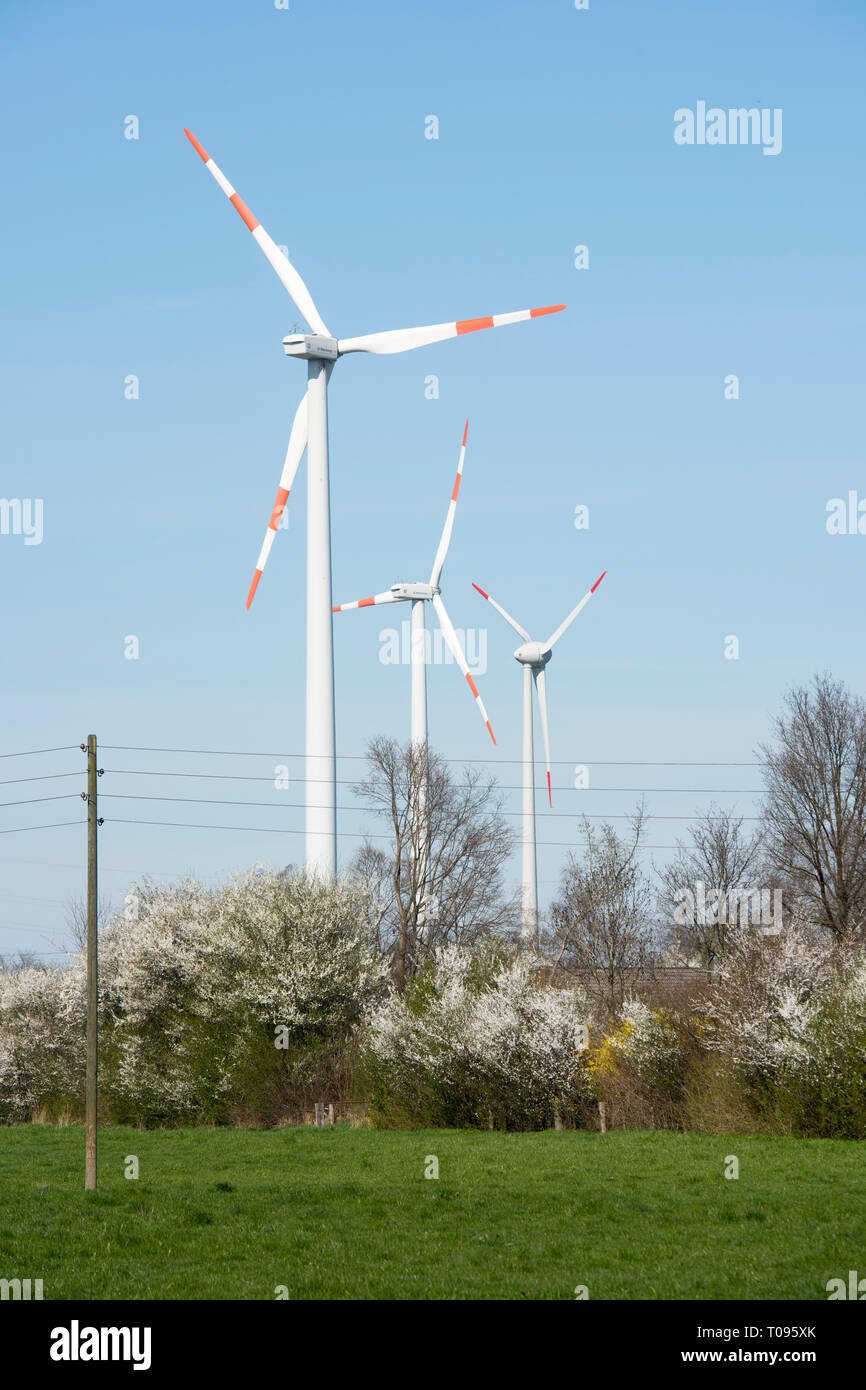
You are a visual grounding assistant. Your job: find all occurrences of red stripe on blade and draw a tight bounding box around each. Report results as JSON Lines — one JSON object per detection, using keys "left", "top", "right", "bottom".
{"left": 183, "top": 129, "right": 209, "bottom": 163}
{"left": 472, "top": 583, "right": 489, "bottom": 600}
{"left": 530, "top": 304, "right": 567, "bottom": 318}
{"left": 457, "top": 315, "right": 494, "bottom": 335}
{"left": 486, "top": 721, "right": 496, "bottom": 745}
{"left": 462, "top": 420, "right": 469, "bottom": 446}
{"left": 246, "top": 570, "right": 263, "bottom": 610}
{"left": 466, "top": 673, "right": 479, "bottom": 698}
{"left": 547, "top": 771, "right": 552, "bottom": 806}
{"left": 591, "top": 570, "right": 607, "bottom": 593}
{"left": 230, "top": 193, "right": 259, "bottom": 231}
{"left": 269, "top": 487, "right": 289, "bottom": 530}
{"left": 452, "top": 474, "right": 462, "bottom": 501}
{"left": 358, "top": 597, "right": 376, "bottom": 608}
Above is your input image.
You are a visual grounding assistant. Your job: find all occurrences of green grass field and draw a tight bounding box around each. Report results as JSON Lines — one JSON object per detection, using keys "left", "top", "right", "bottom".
{"left": 0, "top": 1124, "right": 862, "bottom": 1299}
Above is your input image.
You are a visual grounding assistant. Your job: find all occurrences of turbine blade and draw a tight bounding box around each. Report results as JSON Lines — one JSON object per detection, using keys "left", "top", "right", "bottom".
{"left": 429, "top": 421, "right": 468, "bottom": 587}
{"left": 431, "top": 593, "right": 495, "bottom": 743}
{"left": 544, "top": 570, "right": 606, "bottom": 650}
{"left": 246, "top": 392, "right": 309, "bottom": 609}
{"left": 183, "top": 129, "right": 330, "bottom": 337}
{"left": 332, "top": 590, "right": 402, "bottom": 612}
{"left": 337, "top": 304, "right": 566, "bottom": 356}
{"left": 471, "top": 583, "right": 531, "bottom": 642}
{"left": 534, "top": 666, "right": 553, "bottom": 806}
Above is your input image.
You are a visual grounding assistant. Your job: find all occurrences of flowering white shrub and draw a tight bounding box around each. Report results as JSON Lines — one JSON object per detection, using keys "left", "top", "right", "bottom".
{"left": 94, "top": 877, "right": 216, "bottom": 1114}
{"left": 798, "top": 951, "right": 866, "bottom": 1081}
{"left": 366, "top": 946, "right": 593, "bottom": 1127}
{"left": 202, "top": 870, "right": 387, "bottom": 1032}
{"left": 100, "top": 877, "right": 215, "bottom": 1026}
{"left": 0, "top": 962, "right": 86, "bottom": 1119}
{"left": 0, "top": 870, "right": 386, "bottom": 1124}
{"left": 3, "top": 873, "right": 863, "bottom": 1135}
{"left": 701, "top": 920, "right": 866, "bottom": 1134}
{"left": 706, "top": 919, "right": 836, "bottom": 1073}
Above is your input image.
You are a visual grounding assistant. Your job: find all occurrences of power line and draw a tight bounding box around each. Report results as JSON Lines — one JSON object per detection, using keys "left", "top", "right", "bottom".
{"left": 102, "top": 742, "right": 764, "bottom": 768}
{"left": 0, "top": 794, "right": 81, "bottom": 810}
{"left": 0, "top": 821, "right": 84, "bottom": 836}
{"left": 0, "top": 856, "right": 172, "bottom": 873}
{"left": 99, "top": 792, "right": 761, "bottom": 822}
{"left": 0, "top": 746, "right": 79, "bottom": 759}
{"left": 101, "top": 815, "right": 681, "bottom": 850}
{"left": 2, "top": 893, "right": 72, "bottom": 906}
{"left": 0, "top": 772, "right": 82, "bottom": 788}
{"left": 0, "top": 923, "right": 63, "bottom": 934}
{"left": 0, "top": 951, "right": 73, "bottom": 959}
{"left": 102, "top": 768, "right": 763, "bottom": 794}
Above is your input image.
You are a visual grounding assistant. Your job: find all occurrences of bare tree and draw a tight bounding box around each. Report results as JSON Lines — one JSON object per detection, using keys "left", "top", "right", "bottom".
{"left": 759, "top": 673, "right": 866, "bottom": 943}
{"left": 547, "top": 805, "right": 656, "bottom": 1014}
{"left": 657, "top": 804, "right": 765, "bottom": 967}
{"left": 65, "top": 894, "right": 113, "bottom": 953}
{"left": 350, "top": 841, "right": 394, "bottom": 958}
{"left": 0, "top": 950, "right": 45, "bottom": 974}
{"left": 351, "top": 737, "right": 516, "bottom": 988}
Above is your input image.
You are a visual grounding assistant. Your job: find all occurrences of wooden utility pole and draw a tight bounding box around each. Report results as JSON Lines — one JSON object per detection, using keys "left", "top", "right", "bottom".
{"left": 85, "top": 734, "right": 98, "bottom": 1191}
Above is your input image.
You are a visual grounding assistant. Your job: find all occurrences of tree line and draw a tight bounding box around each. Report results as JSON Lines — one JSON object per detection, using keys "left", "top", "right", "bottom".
{"left": 350, "top": 673, "right": 866, "bottom": 1006}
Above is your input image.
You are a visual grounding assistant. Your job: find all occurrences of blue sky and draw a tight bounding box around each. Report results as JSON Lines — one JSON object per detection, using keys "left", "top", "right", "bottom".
{"left": 1, "top": 0, "right": 864, "bottom": 960}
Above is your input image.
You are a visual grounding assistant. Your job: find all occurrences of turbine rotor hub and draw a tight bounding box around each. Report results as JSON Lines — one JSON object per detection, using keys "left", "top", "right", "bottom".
{"left": 514, "top": 641, "right": 550, "bottom": 668}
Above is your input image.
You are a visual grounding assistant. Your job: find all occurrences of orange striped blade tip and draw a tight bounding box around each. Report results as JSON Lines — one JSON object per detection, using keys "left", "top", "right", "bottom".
{"left": 486, "top": 721, "right": 496, "bottom": 745}
{"left": 547, "top": 771, "right": 552, "bottom": 806}
{"left": 462, "top": 420, "right": 469, "bottom": 446}
{"left": 591, "top": 570, "right": 607, "bottom": 593}
{"left": 472, "top": 582, "right": 489, "bottom": 600}
{"left": 456, "top": 304, "right": 565, "bottom": 335}
{"left": 246, "top": 570, "right": 263, "bottom": 610}
{"left": 183, "top": 128, "right": 209, "bottom": 163}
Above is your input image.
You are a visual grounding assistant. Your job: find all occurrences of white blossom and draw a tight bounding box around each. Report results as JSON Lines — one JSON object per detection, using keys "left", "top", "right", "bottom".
{"left": 366, "top": 946, "right": 593, "bottom": 1121}
{"left": 706, "top": 918, "right": 839, "bottom": 1072}
{"left": 0, "top": 962, "right": 86, "bottom": 1117}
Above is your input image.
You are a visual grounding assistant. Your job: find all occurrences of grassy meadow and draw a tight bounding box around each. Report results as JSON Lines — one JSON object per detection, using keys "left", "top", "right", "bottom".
{"left": 0, "top": 1124, "right": 862, "bottom": 1300}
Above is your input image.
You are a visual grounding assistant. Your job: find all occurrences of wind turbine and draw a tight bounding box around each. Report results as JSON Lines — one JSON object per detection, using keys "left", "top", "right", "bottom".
{"left": 333, "top": 420, "right": 492, "bottom": 920}
{"left": 472, "top": 571, "right": 606, "bottom": 941}
{"left": 183, "top": 128, "right": 566, "bottom": 879}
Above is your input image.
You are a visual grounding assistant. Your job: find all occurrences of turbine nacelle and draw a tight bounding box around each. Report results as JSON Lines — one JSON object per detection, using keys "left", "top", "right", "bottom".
{"left": 282, "top": 333, "right": 339, "bottom": 361}
{"left": 390, "top": 582, "right": 440, "bottom": 601}
{"left": 514, "top": 641, "right": 550, "bottom": 668}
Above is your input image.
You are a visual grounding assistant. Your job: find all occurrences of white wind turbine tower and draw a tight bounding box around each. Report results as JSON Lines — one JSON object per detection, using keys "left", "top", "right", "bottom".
{"left": 473, "top": 571, "right": 606, "bottom": 941}
{"left": 333, "top": 421, "right": 493, "bottom": 918}
{"left": 184, "top": 129, "right": 565, "bottom": 879}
